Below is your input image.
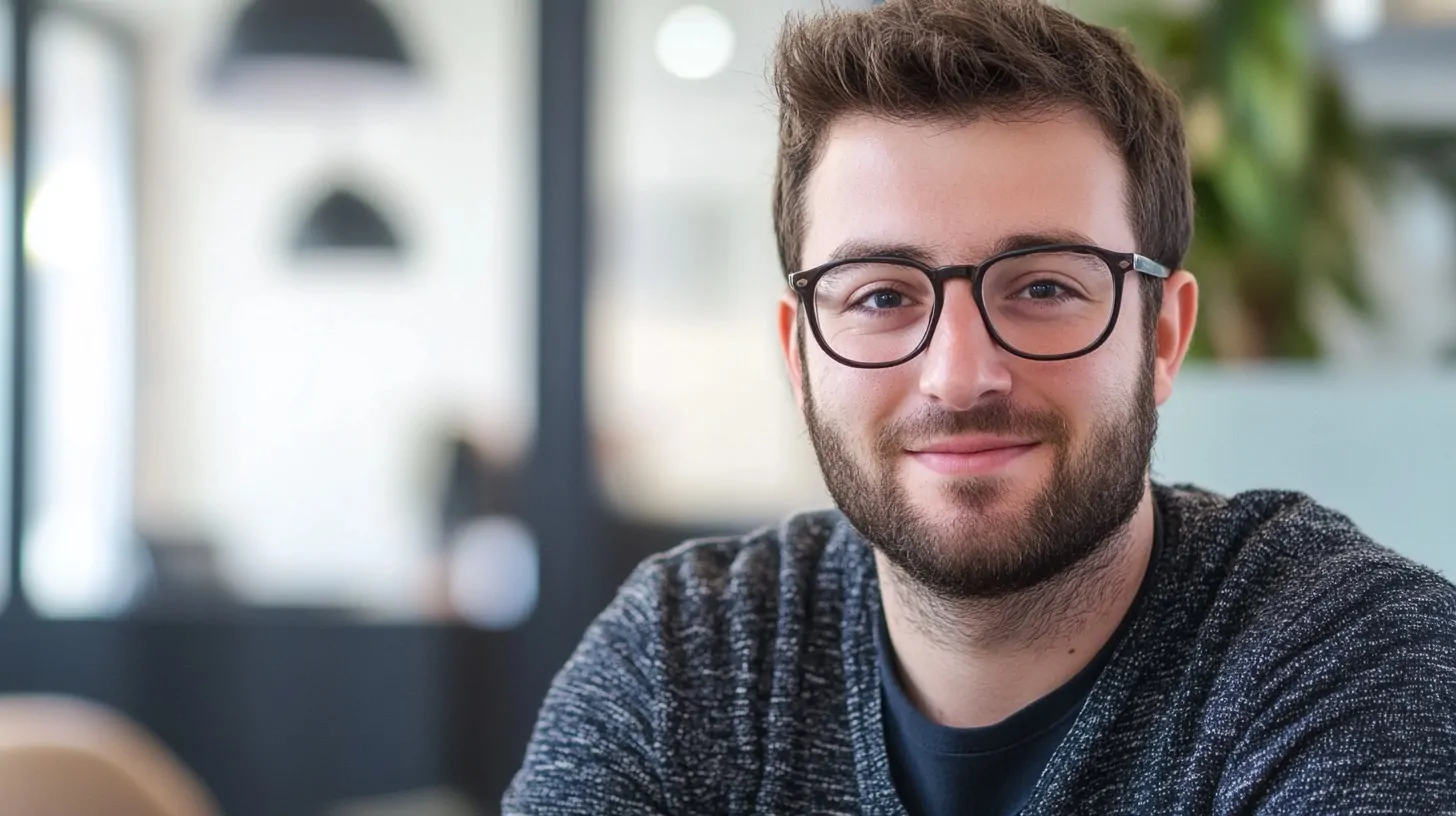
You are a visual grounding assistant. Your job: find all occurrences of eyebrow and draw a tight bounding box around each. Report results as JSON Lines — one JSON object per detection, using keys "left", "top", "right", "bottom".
{"left": 987, "top": 230, "right": 1099, "bottom": 257}
{"left": 822, "top": 229, "right": 1100, "bottom": 268}
{"left": 823, "top": 240, "right": 940, "bottom": 266}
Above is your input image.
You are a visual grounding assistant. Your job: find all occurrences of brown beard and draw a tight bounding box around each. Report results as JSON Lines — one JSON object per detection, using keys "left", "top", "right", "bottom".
{"left": 801, "top": 331, "right": 1158, "bottom": 603}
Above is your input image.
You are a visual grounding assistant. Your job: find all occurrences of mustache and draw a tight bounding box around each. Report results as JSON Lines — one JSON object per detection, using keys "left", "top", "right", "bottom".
{"left": 875, "top": 400, "right": 1070, "bottom": 457}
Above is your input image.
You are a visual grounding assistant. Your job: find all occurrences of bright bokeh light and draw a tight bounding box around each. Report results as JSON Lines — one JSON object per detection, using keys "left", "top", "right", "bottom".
{"left": 25, "top": 164, "right": 106, "bottom": 271}
{"left": 446, "top": 515, "right": 539, "bottom": 629}
{"left": 654, "top": 5, "right": 734, "bottom": 80}
{"left": 25, "top": 504, "right": 142, "bottom": 617}
{"left": 1322, "top": 0, "right": 1384, "bottom": 40}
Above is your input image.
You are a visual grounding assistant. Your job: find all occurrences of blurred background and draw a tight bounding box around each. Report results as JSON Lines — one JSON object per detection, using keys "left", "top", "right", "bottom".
{"left": 0, "top": 0, "right": 1451, "bottom": 813}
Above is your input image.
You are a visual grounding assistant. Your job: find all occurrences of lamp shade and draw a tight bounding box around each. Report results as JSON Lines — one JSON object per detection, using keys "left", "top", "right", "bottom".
{"left": 291, "top": 187, "right": 404, "bottom": 256}
{"left": 213, "top": 0, "right": 415, "bottom": 86}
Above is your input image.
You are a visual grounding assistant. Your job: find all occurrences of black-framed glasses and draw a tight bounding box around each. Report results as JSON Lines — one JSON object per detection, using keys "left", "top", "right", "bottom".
{"left": 787, "top": 243, "right": 1171, "bottom": 368}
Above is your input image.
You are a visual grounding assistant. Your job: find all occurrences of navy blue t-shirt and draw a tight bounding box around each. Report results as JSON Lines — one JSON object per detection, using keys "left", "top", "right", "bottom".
{"left": 876, "top": 512, "right": 1163, "bottom": 815}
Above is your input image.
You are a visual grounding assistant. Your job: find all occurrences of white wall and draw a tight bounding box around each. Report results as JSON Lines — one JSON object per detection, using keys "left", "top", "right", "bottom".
{"left": 111, "top": 0, "right": 536, "bottom": 613}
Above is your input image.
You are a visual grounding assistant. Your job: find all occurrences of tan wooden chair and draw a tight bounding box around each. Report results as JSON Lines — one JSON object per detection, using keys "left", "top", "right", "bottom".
{"left": 0, "top": 695, "right": 219, "bottom": 816}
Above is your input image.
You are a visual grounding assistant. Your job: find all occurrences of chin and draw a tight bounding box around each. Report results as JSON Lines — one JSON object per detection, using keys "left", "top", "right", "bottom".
{"left": 908, "top": 476, "right": 1015, "bottom": 522}
{"left": 908, "top": 460, "right": 1048, "bottom": 511}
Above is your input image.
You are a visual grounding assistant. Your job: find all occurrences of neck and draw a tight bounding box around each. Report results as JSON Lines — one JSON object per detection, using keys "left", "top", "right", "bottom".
{"left": 875, "top": 487, "right": 1156, "bottom": 728}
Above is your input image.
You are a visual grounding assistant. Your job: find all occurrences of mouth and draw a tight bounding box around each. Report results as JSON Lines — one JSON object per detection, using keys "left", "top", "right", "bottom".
{"left": 905, "top": 438, "right": 1040, "bottom": 476}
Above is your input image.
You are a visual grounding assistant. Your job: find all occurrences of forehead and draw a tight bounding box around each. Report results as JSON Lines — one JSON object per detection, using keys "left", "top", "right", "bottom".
{"left": 800, "top": 111, "right": 1134, "bottom": 268}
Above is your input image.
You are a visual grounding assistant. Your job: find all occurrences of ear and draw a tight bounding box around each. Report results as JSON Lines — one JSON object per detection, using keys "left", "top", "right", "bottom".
{"left": 778, "top": 292, "right": 807, "bottom": 412}
{"left": 1153, "top": 269, "right": 1199, "bottom": 407}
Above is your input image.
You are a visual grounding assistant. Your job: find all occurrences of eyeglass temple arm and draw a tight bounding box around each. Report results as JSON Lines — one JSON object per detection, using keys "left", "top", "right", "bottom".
{"left": 1132, "top": 254, "right": 1171, "bottom": 279}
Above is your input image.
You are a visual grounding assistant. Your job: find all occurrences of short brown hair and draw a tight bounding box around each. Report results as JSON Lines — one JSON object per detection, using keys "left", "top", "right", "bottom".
{"left": 771, "top": 0, "right": 1191, "bottom": 328}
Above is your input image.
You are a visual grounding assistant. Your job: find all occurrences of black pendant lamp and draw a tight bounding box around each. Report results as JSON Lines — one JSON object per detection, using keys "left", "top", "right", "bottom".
{"left": 292, "top": 186, "right": 405, "bottom": 257}
{"left": 213, "top": 0, "right": 416, "bottom": 87}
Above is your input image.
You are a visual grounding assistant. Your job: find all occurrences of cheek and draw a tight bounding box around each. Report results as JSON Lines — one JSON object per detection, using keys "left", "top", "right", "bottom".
{"left": 1038, "top": 286, "right": 1150, "bottom": 417}
{"left": 810, "top": 361, "right": 911, "bottom": 425}
{"left": 1012, "top": 353, "right": 1130, "bottom": 436}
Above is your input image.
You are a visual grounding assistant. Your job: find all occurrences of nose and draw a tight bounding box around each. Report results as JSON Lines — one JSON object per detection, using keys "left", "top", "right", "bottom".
{"left": 917, "top": 279, "right": 1014, "bottom": 411}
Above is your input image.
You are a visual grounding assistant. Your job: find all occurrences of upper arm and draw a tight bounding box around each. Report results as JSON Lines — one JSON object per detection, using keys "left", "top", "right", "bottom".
{"left": 502, "top": 564, "right": 672, "bottom": 816}
{"left": 1217, "top": 567, "right": 1456, "bottom": 815}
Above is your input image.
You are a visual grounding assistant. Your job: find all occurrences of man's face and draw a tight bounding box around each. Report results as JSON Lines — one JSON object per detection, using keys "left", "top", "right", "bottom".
{"left": 786, "top": 111, "right": 1163, "bottom": 601}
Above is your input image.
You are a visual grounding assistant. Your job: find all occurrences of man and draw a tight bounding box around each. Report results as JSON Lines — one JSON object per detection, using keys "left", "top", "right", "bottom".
{"left": 505, "top": 1, "right": 1456, "bottom": 813}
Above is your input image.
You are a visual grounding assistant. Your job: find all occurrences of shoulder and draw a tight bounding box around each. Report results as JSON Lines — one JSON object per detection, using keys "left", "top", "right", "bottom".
{"left": 505, "top": 509, "right": 861, "bottom": 814}
{"left": 1157, "top": 483, "right": 1455, "bottom": 612}
{"left": 621, "top": 508, "right": 855, "bottom": 620}
{"left": 1157, "top": 482, "right": 1456, "bottom": 680}
{"left": 1158, "top": 483, "right": 1386, "bottom": 562}
{"left": 576, "top": 508, "right": 861, "bottom": 685}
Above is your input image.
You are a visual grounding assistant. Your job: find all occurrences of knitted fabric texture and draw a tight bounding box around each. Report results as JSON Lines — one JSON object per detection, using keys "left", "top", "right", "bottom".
{"left": 504, "top": 485, "right": 1456, "bottom": 814}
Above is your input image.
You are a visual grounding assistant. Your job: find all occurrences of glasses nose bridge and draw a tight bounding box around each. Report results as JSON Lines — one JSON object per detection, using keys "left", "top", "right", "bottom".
{"left": 924, "top": 261, "right": 993, "bottom": 353}
{"left": 929, "top": 262, "right": 981, "bottom": 286}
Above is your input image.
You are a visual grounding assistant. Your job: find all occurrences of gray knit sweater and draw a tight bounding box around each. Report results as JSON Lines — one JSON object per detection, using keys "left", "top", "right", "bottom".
{"left": 504, "top": 485, "right": 1456, "bottom": 814}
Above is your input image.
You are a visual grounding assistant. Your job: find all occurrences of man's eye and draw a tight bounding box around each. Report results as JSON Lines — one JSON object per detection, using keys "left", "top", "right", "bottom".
{"left": 1024, "top": 281, "right": 1066, "bottom": 299}
{"left": 863, "top": 290, "right": 906, "bottom": 309}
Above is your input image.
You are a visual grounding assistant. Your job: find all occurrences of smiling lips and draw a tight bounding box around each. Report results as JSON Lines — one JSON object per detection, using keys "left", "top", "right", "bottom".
{"left": 905, "top": 436, "right": 1040, "bottom": 476}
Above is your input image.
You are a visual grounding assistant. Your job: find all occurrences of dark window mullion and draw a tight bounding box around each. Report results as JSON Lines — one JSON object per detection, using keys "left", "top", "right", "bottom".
{"left": 6, "top": 0, "right": 34, "bottom": 619}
